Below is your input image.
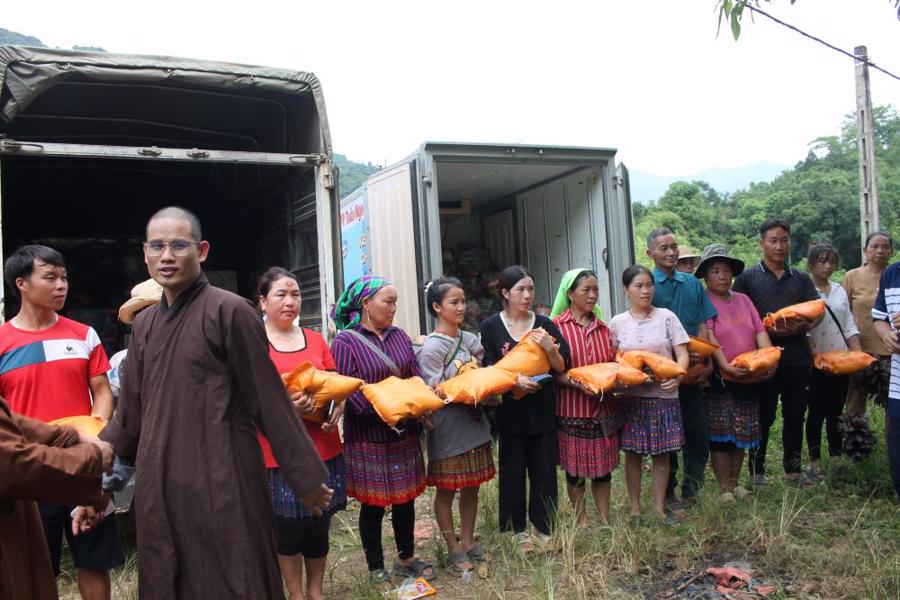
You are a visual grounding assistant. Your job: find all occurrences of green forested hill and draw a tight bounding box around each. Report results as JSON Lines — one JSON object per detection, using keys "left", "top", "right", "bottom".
{"left": 0, "top": 27, "right": 45, "bottom": 46}
{"left": 634, "top": 106, "right": 900, "bottom": 271}
{"left": 334, "top": 153, "right": 379, "bottom": 198}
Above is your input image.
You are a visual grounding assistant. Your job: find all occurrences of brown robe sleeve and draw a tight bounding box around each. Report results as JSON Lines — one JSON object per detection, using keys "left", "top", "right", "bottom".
{"left": 0, "top": 399, "right": 104, "bottom": 506}
{"left": 225, "top": 301, "right": 328, "bottom": 497}
{"left": 100, "top": 312, "right": 146, "bottom": 460}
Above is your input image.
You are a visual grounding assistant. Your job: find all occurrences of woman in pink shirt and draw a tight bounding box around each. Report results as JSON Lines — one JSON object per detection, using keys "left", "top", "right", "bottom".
{"left": 696, "top": 244, "right": 773, "bottom": 504}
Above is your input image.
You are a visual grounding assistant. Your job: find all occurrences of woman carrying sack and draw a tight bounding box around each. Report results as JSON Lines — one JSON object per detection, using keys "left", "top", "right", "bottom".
{"left": 806, "top": 244, "right": 862, "bottom": 480}
{"left": 256, "top": 267, "right": 347, "bottom": 600}
{"left": 330, "top": 276, "right": 434, "bottom": 585}
{"left": 479, "top": 265, "right": 570, "bottom": 552}
{"left": 416, "top": 277, "right": 495, "bottom": 579}
{"left": 549, "top": 269, "right": 621, "bottom": 525}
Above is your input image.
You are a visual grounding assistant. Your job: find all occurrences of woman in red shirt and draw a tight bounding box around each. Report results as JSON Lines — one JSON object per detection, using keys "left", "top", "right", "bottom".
{"left": 256, "top": 267, "right": 346, "bottom": 600}
{"left": 550, "top": 269, "right": 620, "bottom": 525}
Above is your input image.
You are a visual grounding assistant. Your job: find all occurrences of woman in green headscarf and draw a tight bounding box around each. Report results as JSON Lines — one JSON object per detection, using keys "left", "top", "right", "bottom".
{"left": 551, "top": 269, "right": 621, "bottom": 525}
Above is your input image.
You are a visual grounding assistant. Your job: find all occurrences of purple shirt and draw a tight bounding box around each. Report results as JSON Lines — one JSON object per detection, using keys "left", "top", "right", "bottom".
{"left": 331, "top": 325, "right": 422, "bottom": 443}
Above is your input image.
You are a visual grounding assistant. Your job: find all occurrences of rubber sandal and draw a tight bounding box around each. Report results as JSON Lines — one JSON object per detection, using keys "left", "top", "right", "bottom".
{"left": 785, "top": 473, "right": 816, "bottom": 488}
{"left": 511, "top": 531, "right": 534, "bottom": 553}
{"left": 368, "top": 568, "right": 392, "bottom": 586}
{"left": 447, "top": 550, "right": 473, "bottom": 577}
{"left": 661, "top": 512, "right": 680, "bottom": 526}
{"left": 392, "top": 557, "right": 436, "bottom": 582}
{"left": 467, "top": 543, "right": 490, "bottom": 579}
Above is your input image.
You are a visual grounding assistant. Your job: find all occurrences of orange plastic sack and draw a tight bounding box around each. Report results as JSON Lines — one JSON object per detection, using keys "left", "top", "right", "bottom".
{"left": 814, "top": 350, "right": 877, "bottom": 375}
{"left": 437, "top": 366, "right": 518, "bottom": 405}
{"left": 614, "top": 357, "right": 654, "bottom": 388}
{"left": 494, "top": 330, "right": 552, "bottom": 378}
{"left": 282, "top": 362, "right": 364, "bottom": 423}
{"left": 688, "top": 336, "right": 719, "bottom": 359}
{"left": 568, "top": 363, "right": 619, "bottom": 395}
{"left": 362, "top": 376, "right": 447, "bottom": 428}
{"left": 620, "top": 350, "right": 686, "bottom": 380}
{"left": 729, "top": 347, "right": 782, "bottom": 378}
{"left": 763, "top": 300, "right": 826, "bottom": 331}
{"left": 50, "top": 415, "right": 106, "bottom": 437}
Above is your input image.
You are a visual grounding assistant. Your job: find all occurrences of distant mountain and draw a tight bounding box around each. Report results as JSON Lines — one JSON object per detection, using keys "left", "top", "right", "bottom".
{"left": 334, "top": 153, "right": 380, "bottom": 198}
{"left": 629, "top": 161, "right": 790, "bottom": 204}
{"left": 0, "top": 27, "right": 45, "bottom": 47}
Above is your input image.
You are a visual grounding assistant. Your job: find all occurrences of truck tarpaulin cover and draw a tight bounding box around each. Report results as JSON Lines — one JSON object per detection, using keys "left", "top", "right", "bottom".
{"left": 0, "top": 45, "right": 332, "bottom": 152}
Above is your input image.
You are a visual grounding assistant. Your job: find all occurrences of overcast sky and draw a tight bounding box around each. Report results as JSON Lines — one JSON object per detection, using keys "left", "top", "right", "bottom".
{"left": 4, "top": 1, "right": 899, "bottom": 175}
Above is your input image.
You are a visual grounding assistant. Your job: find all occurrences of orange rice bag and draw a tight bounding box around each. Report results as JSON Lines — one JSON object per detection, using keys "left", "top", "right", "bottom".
{"left": 763, "top": 300, "right": 826, "bottom": 331}
{"left": 494, "top": 330, "right": 552, "bottom": 378}
{"left": 620, "top": 350, "right": 686, "bottom": 380}
{"left": 568, "top": 362, "right": 619, "bottom": 395}
{"left": 814, "top": 350, "right": 876, "bottom": 375}
{"left": 614, "top": 357, "right": 654, "bottom": 388}
{"left": 437, "top": 366, "right": 518, "bottom": 405}
{"left": 362, "top": 376, "right": 447, "bottom": 428}
{"left": 726, "top": 346, "right": 782, "bottom": 382}
{"left": 688, "top": 336, "right": 719, "bottom": 359}
{"left": 282, "top": 362, "right": 364, "bottom": 423}
{"left": 50, "top": 415, "right": 106, "bottom": 437}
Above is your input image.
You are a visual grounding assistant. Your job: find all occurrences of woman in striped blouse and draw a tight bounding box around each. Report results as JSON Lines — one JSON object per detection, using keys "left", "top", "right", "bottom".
{"left": 330, "top": 276, "right": 435, "bottom": 585}
{"left": 550, "top": 269, "right": 620, "bottom": 525}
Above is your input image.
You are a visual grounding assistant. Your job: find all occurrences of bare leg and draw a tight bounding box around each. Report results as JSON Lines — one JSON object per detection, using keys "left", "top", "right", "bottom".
{"left": 278, "top": 554, "right": 305, "bottom": 600}
{"left": 458, "top": 486, "right": 479, "bottom": 550}
{"left": 304, "top": 556, "right": 327, "bottom": 600}
{"left": 565, "top": 482, "right": 588, "bottom": 525}
{"left": 434, "top": 488, "right": 471, "bottom": 570}
{"left": 710, "top": 451, "right": 731, "bottom": 491}
{"left": 590, "top": 479, "right": 611, "bottom": 525}
{"left": 651, "top": 454, "right": 670, "bottom": 519}
{"left": 624, "top": 452, "right": 644, "bottom": 516}
{"left": 729, "top": 450, "right": 745, "bottom": 489}
{"left": 76, "top": 568, "right": 110, "bottom": 600}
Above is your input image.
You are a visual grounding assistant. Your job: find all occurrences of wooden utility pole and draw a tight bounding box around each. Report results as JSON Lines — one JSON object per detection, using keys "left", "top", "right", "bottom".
{"left": 855, "top": 45, "right": 879, "bottom": 262}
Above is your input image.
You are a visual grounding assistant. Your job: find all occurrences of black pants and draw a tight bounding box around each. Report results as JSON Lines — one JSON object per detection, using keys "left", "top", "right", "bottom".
{"left": 358, "top": 500, "right": 415, "bottom": 572}
{"left": 667, "top": 384, "right": 709, "bottom": 499}
{"left": 806, "top": 370, "right": 849, "bottom": 460}
{"left": 498, "top": 430, "right": 558, "bottom": 535}
{"left": 888, "top": 415, "right": 900, "bottom": 500}
{"left": 749, "top": 365, "right": 811, "bottom": 476}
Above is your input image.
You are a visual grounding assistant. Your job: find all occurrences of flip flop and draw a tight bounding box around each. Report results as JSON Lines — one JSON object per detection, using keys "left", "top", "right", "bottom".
{"left": 392, "top": 557, "right": 436, "bottom": 582}
{"left": 467, "top": 543, "right": 489, "bottom": 579}
{"left": 447, "top": 550, "right": 473, "bottom": 577}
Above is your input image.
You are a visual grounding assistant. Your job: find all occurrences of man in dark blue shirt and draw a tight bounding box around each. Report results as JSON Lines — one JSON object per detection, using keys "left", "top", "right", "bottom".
{"left": 732, "top": 219, "right": 820, "bottom": 486}
{"left": 647, "top": 228, "right": 717, "bottom": 506}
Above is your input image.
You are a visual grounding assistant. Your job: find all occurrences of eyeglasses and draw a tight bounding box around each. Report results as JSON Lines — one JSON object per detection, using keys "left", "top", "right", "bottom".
{"left": 143, "top": 240, "right": 200, "bottom": 257}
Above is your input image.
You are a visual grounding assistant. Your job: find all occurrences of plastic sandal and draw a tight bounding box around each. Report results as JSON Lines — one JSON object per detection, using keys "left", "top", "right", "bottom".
{"left": 447, "top": 550, "right": 473, "bottom": 577}
{"left": 467, "top": 543, "right": 489, "bottom": 579}
{"left": 368, "top": 568, "right": 392, "bottom": 586}
{"left": 392, "top": 557, "right": 436, "bottom": 582}
{"left": 511, "top": 531, "right": 534, "bottom": 553}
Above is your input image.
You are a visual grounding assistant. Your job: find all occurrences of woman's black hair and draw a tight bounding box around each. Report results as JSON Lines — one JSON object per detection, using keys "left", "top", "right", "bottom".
{"left": 568, "top": 269, "right": 598, "bottom": 293}
{"left": 865, "top": 230, "right": 894, "bottom": 251}
{"left": 807, "top": 243, "right": 838, "bottom": 267}
{"left": 622, "top": 265, "right": 653, "bottom": 287}
{"left": 496, "top": 265, "right": 533, "bottom": 306}
{"left": 424, "top": 276, "right": 463, "bottom": 317}
{"left": 257, "top": 266, "right": 300, "bottom": 299}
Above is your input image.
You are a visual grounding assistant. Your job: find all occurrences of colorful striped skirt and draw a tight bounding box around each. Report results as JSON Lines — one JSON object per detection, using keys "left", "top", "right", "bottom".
{"left": 345, "top": 436, "right": 425, "bottom": 507}
{"left": 620, "top": 396, "right": 684, "bottom": 456}
{"left": 705, "top": 381, "right": 761, "bottom": 449}
{"left": 557, "top": 417, "right": 621, "bottom": 478}
{"left": 267, "top": 453, "right": 348, "bottom": 520}
{"left": 426, "top": 442, "right": 495, "bottom": 490}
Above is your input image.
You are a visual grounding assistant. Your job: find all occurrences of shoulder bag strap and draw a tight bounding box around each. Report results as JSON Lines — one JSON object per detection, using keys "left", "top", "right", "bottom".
{"left": 821, "top": 293, "right": 850, "bottom": 349}
{"left": 345, "top": 329, "right": 402, "bottom": 377}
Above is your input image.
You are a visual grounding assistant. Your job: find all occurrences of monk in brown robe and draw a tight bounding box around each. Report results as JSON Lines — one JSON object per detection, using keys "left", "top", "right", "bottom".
{"left": 97, "top": 207, "right": 331, "bottom": 600}
{"left": 0, "top": 396, "right": 112, "bottom": 600}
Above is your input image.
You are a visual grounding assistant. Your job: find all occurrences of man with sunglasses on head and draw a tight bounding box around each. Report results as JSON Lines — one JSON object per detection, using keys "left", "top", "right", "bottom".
{"left": 89, "top": 206, "right": 331, "bottom": 600}
{"left": 0, "top": 244, "right": 123, "bottom": 600}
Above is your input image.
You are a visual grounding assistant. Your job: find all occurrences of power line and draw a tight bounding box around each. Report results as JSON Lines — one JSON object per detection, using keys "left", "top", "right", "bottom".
{"left": 745, "top": 3, "right": 900, "bottom": 83}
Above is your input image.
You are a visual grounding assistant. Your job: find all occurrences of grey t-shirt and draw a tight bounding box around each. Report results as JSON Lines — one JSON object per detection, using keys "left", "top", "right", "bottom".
{"left": 416, "top": 331, "right": 492, "bottom": 461}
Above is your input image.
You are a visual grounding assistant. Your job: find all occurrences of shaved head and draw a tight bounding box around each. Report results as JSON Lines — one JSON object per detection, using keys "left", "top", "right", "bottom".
{"left": 147, "top": 206, "right": 202, "bottom": 241}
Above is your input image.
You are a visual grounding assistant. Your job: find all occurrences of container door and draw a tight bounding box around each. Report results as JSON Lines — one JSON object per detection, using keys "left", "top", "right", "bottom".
{"left": 517, "top": 168, "right": 612, "bottom": 317}
{"left": 355, "top": 160, "right": 425, "bottom": 337}
{"left": 607, "top": 163, "right": 635, "bottom": 314}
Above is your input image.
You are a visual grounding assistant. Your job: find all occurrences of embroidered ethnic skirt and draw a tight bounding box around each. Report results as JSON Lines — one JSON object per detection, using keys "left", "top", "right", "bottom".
{"left": 557, "top": 417, "right": 621, "bottom": 478}
{"left": 426, "top": 442, "right": 495, "bottom": 490}
{"left": 267, "top": 453, "right": 348, "bottom": 520}
{"left": 705, "top": 381, "right": 761, "bottom": 449}
{"left": 619, "top": 396, "right": 684, "bottom": 455}
{"left": 345, "top": 436, "right": 425, "bottom": 507}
